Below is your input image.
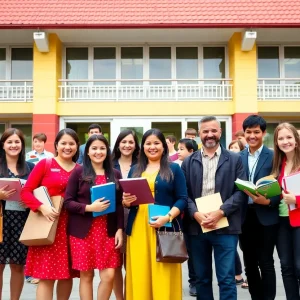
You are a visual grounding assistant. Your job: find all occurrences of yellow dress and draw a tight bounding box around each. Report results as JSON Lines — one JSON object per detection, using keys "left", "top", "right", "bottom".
{"left": 126, "top": 171, "right": 182, "bottom": 300}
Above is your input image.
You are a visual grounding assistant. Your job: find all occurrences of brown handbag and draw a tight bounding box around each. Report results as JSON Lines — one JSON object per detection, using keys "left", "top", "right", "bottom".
{"left": 156, "top": 219, "right": 188, "bottom": 263}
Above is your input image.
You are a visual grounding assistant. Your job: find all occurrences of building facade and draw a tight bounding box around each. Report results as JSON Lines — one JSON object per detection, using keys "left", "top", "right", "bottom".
{"left": 1, "top": 0, "right": 300, "bottom": 150}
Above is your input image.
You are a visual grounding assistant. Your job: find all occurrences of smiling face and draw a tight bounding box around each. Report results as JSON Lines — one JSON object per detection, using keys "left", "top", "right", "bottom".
{"left": 244, "top": 125, "right": 266, "bottom": 152}
{"left": 33, "top": 138, "right": 45, "bottom": 153}
{"left": 119, "top": 134, "right": 136, "bottom": 157}
{"left": 55, "top": 134, "right": 78, "bottom": 161}
{"left": 2, "top": 134, "right": 22, "bottom": 158}
{"left": 177, "top": 142, "right": 192, "bottom": 161}
{"left": 144, "top": 134, "right": 164, "bottom": 162}
{"left": 88, "top": 139, "right": 107, "bottom": 165}
{"left": 199, "top": 120, "right": 221, "bottom": 149}
{"left": 277, "top": 128, "right": 297, "bottom": 155}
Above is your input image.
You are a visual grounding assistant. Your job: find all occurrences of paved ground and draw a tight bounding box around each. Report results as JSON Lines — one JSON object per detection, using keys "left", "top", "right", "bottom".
{"left": 3, "top": 249, "right": 285, "bottom": 299}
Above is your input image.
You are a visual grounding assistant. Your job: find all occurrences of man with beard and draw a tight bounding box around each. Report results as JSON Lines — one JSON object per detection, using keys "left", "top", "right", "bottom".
{"left": 182, "top": 116, "right": 247, "bottom": 300}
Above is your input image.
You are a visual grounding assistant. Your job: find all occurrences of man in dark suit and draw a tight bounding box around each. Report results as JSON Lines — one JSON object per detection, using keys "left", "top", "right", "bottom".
{"left": 239, "top": 115, "right": 280, "bottom": 300}
{"left": 182, "top": 116, "right": 247, "bottom": 300}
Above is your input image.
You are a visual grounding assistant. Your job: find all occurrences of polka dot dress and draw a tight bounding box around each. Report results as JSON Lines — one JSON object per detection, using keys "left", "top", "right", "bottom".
{"left": 25, "top": 159, "right": 79, "bottom": 279}
{"left": 69, "top": 175, "right": 121, "bottom": 271}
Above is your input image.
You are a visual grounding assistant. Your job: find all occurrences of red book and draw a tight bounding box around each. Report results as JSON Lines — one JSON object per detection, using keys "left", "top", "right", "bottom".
{"left": 0, "top": 178, "right": 22, "bottom": 201}
{"left": 119, "top": 177, "right": 155, "bottom": 206}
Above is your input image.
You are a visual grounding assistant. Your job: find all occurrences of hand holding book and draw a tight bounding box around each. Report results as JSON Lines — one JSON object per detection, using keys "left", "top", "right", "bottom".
{"left": 88, "top": 197, "right": 110, "bottom": 213}
{"left": 0, "top": 185, "right": 16, "bottom": 200}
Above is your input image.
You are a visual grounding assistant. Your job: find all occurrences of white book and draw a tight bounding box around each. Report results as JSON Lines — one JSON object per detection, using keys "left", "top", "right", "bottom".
{"left": 283, "top": 172, "right": 300, "bottom": 211}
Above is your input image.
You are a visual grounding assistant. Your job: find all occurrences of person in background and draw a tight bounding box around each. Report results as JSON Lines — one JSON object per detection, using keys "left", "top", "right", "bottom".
{"left": 21, "top": 128, "right": 80, "bottom": 300}
{"left": 123, "top": 128, "right": 188, "bottom": 300}
{"left": 272, "top": 123, "right": 300, "bottom": 300}
{"left": 234, "top": 130, "right": 247, "bottom": 148}
{"left": 229, "top": 140, "right": 245, "bottom": 153}
{"left": 239, "top": 115, "right": 280, "bottom": 300}
{"left": 111, "top": 129, "right": 140, "bottom": 300}
{"left": 182, "top": 116, "right": 247, "bottom": 300}
{"left": 185, "top": 128, "right": 198, "bottom": 140}
{"left": 64, "top": 135, "right": 124, "bottom": 300}
{"left": 174, "top": 137, "right": 198, "bottom": 297}
{"left": 26, "top": 133, "right": 54, "bottom": 164}
{"left": 228, "top": 139, "right": 248, "bottom": 289}
{"left": 166, "top": 135, "right": 178, "bottom": 161}
{"left": 0, "top": 128, "right": 35, "bottom": 300}
{"left": 77, "top": 124, "right": 102, "bottom": 164}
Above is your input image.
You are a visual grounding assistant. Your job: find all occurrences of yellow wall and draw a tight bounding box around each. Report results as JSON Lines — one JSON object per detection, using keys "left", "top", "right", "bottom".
{"left": 228, "top": 32, "right": 257, "bottom": 114}
{"left": 33, "top": 33, "right": 61, "bottom": 114}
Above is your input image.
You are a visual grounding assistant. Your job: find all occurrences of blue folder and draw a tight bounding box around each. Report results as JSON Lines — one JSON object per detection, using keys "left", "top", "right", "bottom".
{"left": 148, "top": 204, "right": 172, "bottom": 227}
{"left": 90, "top": 182, "right": 116, "bottom": 217}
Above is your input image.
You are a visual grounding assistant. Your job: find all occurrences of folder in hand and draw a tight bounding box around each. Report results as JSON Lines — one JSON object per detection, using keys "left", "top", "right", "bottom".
{"left": 33, "top": 186, "right": 53, "bottom": 207}
{"left": 90, "top": 182, "right": 116, "bottom": 217}
{"left": 148, "top": 204, "right": 172, "bottom": 227}
{"left": 195, "top": 193, "right": 229, "bottom": 233}
{"left": 283, "top": 171, "right": 300, "bottom": 211}
{"left": 0, "top": 178, "right": 22, "bottom": 201}
{"left": 119, "top": 178, "right": 154, "bottom": 206}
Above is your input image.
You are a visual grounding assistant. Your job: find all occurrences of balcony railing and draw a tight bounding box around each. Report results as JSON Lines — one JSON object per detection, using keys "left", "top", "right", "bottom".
{"left": 0, "top": 80, "right": 33, "bottom": 102}
{"left": 258, "top": 78, "right": 300, "bottom": 100}
{"left": 59, "top": 79, "right": 232, "bottom": 102}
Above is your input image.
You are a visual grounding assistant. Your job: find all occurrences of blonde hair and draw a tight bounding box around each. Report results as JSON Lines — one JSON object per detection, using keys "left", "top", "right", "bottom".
{"left": 271, "top": 122, "right": 300, "bottom": 177}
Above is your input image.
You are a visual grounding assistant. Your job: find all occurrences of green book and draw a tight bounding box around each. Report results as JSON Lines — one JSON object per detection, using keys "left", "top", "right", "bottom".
{"left": 235, "top": 175, "right": 282, "bottom": 198}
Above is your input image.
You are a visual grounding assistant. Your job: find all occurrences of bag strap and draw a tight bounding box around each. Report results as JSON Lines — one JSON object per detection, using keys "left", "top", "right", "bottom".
{"left": 43, "top": 158, "right": 52, "bottom": 177}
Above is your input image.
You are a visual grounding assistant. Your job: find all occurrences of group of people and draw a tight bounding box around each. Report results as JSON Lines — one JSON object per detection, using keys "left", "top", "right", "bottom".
{"left": 0, "top": 115, "right": 299, "bottom": 300}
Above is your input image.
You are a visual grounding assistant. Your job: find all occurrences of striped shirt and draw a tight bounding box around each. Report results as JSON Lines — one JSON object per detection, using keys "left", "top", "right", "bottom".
{"left": 201, "top": 146, "right": 221, "bottom": 197}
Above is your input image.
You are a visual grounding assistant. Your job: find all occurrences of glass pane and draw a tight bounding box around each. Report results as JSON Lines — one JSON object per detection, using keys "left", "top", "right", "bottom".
{"left": 203, "top": 47, "right": 225, "bottom": 83}
{"left": 121, "top": 47, "right": 143, "bottom": 85}
{"left": 176, "top": 47, "right": 198, "bottom": 84}
{"left": 151, "top": 122, "right": 181, "bottom": 147}
{"left": 258, "top": 47, "right": 279, "bottom": 84}
{"left": 66, "top": 48, "right": 88, "bottom": 85}
{"left": 0, "top": 49, "right": 5, "bottom": 81}
{"left": 11, "top": 48, "right": 33, "bottom": 85}
{"left": 11, "top": 124, "right": 32, "bottom": 153}
{"left": 94, "top": 47, "right": 116, "bottom": 85}
{"left": 284, "top": 47, "right": 300, "bottom": 84}
{"left": 0, "top": 124, "right": 5, "bottom": 137}
{"left": 149, "top": 47, "right": 171, "bottom": 85}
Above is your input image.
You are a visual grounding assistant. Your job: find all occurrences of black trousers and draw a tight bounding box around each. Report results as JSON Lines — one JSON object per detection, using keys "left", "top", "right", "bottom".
{"left": 239, "top": 207, "right": 278, "bottom": 300}
{"left": 276, "top": 217, "right": 300, "bottom": 300}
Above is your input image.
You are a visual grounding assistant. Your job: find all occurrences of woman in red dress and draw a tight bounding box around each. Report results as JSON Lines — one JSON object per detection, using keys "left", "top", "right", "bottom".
{"left": 64, "top": 134, "right": 123, "bottom": 300}
{"left": 21, "top": 128, "right": 80, "bottom": 300}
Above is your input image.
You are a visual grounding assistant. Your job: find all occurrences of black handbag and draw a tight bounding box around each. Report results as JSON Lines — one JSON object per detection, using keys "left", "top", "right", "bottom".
{"left": 156, "top": 219, "right": 188, "bottom": 263}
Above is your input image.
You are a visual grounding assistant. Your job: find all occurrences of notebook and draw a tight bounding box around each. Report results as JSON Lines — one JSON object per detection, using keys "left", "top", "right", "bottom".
{"left": 33, "top": 186, "right": 53, "bottom": 207}
{"left": 119, "top": 177, "right": 155, "bottom": 206}
{"left": 0, "top": 178, "right": 22, "bottom": 201}
{"left": 148, "top": 204, "right": 172, "bottom": 227}
{"left": 90, "top": 182, "right": 116, "bottom": 217}
{"left": 283, "top": 171, "right": 300, "bottom": 211}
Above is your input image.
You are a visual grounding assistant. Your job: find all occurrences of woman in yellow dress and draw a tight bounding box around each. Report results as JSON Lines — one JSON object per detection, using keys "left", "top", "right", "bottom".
{"left": 122, "top": 128, "right": 188, "bottom": 300}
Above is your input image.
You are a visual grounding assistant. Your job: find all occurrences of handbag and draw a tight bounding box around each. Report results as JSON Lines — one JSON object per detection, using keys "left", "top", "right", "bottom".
{"left": 156, "top": 218, "right": 188, "bottom": 263}
{"left": 0, "top": 204, "right": 3, "bottom": 243}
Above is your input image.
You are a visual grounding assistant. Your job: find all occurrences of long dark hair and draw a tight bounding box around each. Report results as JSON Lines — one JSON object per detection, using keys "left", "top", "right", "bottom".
{"left": 112, "top": 129, "right": 140, "bottom": 164}
{"left": 133, "top": 128, "right": 173, "bottom": 182}
{"left": 82, "top": 134, "right": 117, "bottom": 187}
{"left": 0, "top": 128, "right": 27, "bottom": 177}
{"left": 54, "top": 128, "right": 80, "bottom": 163}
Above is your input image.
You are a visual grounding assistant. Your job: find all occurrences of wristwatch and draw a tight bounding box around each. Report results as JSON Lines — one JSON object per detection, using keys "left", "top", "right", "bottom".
{"left": 167, "top": 212, "right": 173, "bottom": 222}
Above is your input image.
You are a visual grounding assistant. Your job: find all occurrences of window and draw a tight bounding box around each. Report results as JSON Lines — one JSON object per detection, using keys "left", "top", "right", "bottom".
{"left": 121, "top": 47, "right": 143, "bottom": 85}
{"left": 66, "top": 48, "right": 88, "bottom": 84}
{"left": 0, "top": 49, "right": 5, "bottom": 81}
{"left": 203, "top": 47, "right": 225, "bottom": 81}
{"left": 149, "top": 47, "right": 171, "bottom": 85}
{"left": 176, "top": 47, "right": 198, "bottom": 84}
{"left": 11, "top": 124, "right": 32, "bottom": 153}
{"left": 11, "top": 48, "right": 33, "bottom": 85}
{"left": 94, "top": 47, "right": 116, "bottom": 85}
{"left": 257, "top": 47, "right": 279, "bottom": 83}
{"left": 284, "top": 47, "right": 300, "bottom": 84}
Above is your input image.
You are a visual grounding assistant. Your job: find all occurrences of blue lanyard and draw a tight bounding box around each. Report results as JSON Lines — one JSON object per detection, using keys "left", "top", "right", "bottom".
{"left": 248, "top": 154, "right": 260, "bottom": 182}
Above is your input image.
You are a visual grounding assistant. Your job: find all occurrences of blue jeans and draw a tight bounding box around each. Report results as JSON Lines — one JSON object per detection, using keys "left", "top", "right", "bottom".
{"left": 189, "top": 232, "right": 238, "bottom": 300}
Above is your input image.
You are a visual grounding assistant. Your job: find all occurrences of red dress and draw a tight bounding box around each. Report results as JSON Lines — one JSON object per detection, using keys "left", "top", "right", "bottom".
{"left": 69, "top": 175, "right": 121, "bottom": 271}
{"left": 21, "top": 158, "right": 79, "bottom": 280}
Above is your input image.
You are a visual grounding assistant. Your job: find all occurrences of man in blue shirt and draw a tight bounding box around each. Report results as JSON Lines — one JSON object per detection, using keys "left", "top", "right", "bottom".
{"left": 77, "top": 124, "right": 102, "bottom": 164}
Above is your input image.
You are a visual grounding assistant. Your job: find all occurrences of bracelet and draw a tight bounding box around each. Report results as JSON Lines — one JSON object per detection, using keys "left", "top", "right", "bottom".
{"left": 167, "top": 212, "right": 173, "bottom": 222}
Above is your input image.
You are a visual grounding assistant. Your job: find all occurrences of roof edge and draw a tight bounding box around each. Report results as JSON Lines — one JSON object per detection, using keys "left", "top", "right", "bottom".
{"left": 1, "top": 23, "right": 300, "bottom": 29}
